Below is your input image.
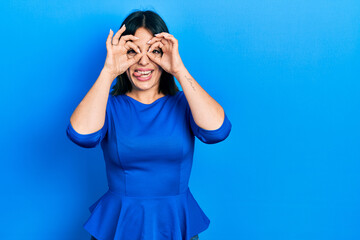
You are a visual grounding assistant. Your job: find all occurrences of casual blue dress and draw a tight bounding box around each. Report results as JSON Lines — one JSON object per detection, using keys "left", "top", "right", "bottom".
{"left": 66, "top": 90, "right": 232, "bottom": 240}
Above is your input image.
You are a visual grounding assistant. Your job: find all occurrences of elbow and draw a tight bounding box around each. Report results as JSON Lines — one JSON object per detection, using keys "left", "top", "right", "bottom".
{"left": 66, "top": 122, "right": 102, "bottom": 148}
{"left": 195, "top": 114, "right": 232, "bottom": 144}
{"left": 198, "top": 122, "right": 232, "bottom": 144}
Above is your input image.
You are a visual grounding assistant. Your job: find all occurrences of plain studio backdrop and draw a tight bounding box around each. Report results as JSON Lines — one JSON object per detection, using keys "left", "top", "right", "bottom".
{"left": 0, "top": 0, "right": 359, "bottom": 239}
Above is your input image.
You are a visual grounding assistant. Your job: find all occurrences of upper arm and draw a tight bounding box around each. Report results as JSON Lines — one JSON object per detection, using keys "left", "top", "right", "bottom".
{"left": 185, "top": 96, "right": 232, "bottom": 144}
{"left": 66, "top": 95, "right": 111, "bottom": 148}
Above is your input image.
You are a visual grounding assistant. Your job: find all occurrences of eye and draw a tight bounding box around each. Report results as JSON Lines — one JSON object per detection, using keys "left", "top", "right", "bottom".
{"left": 153, "top": 49, "right": 163, "bottom": 54}
{"left": 127, "top": 49, "right": 137, "bottom": 55}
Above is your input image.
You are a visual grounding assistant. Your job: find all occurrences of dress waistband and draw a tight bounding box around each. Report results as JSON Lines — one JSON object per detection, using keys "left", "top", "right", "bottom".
{"left": 108, "top": 186, "right": 190, "bottom": 199}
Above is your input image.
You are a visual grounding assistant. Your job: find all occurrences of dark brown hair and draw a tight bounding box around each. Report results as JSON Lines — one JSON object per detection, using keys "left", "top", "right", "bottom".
{"left": 110, "top": 10, "right": 179, "bottom": 97}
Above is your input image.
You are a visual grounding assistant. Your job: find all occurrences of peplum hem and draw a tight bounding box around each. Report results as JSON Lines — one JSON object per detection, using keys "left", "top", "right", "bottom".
{"left": 83, "top": 187, "right": 210, "bottom": 240}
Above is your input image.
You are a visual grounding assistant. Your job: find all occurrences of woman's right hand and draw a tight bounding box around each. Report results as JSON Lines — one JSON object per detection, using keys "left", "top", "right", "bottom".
{"left": 103, "top": 25, "right": 143, "bottom": 77}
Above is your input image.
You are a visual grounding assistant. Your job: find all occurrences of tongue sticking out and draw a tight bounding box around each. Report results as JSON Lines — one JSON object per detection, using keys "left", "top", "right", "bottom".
{"left": 134, "top": 71, "right": 152, "bottom": 77}
{"left": 134, "top": 71, "right": 142, "bottom": 77}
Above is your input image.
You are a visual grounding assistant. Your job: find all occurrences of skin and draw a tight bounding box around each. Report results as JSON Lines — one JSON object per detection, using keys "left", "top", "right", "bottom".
{"left": 147, "top": 31, "right": 226, "bottom": 131}
{"left": 70, "top": 24, "right": 226, "bottom": 138}
{"left": 124, "top": 27, "right": 166, "bottom": 103}
{"left": 108, "top": 25, "right": 225, "bottom": 131}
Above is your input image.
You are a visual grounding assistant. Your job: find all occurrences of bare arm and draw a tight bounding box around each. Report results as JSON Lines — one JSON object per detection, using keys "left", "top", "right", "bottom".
{"left": 146, "top": 32, "right": 231, "bottom": 144}
{"left": 69, "top": 25, "right": 143, "bottom": 135}
{"left": 69, "top": 69, "right": 116, "bottom": 134}
{"left": 174, "top": 67, "right": 225, "bottom": 131}
{"left": 146, "top": 32, "right": 225, "bottom": 131}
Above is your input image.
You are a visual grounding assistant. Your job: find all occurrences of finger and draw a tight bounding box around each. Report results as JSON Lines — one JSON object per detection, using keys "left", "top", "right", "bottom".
{"left": 119, "top": 34, "right": 140, "bottom": 46}
{"left": 147, "top": 33, "right": 177, "bottom": 46}
{"left": 156, "top": 39, "right": 170, "bottom": 52}
{"left": 162, "top": 34, "right": 178, "bottom": 46}
{"left": 112, "top": 24, "right": 126, "bottom": 45}
{"left": 154, "top": 32, "right": 173, "bottom": 39}
{"left": 147, "top": 41, "right": 164, "bottom": 53}
{"left": 128, "top": 51, "right": 145, "bottom": 66}
{"left": 125, "top": 42, "right": 141, "bottom": 54}
{"left": 160, "top": 38, "right": 171, "bottom": 48}
{"left": 106, "top": 29, "right": 114, "bottom": 50}
{"left": 154, "top": 32, "right": 169, "bottom": 37}
{"left": 146, "top": 36, "right": 165, "bottom": 45}
{"left": 146, "top": 51, "right": 161, "bottom": 65}
{"left": 155, "top": 33, "right": 177, "bottom": 47}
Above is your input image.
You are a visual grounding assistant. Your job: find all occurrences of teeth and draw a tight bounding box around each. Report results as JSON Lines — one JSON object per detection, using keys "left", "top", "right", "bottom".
{"left": 141, "top": 72, "right": 152, "bottom": 77}
{"left": 136, "top": 70, "right": 152, "bottom": 74}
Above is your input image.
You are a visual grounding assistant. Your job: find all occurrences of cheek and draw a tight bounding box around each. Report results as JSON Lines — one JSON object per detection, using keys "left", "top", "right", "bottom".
{"left": 155, "top": 68, "right": 163, "bottom": 77}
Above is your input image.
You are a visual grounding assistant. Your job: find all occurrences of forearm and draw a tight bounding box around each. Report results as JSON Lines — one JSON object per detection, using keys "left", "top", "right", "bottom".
{"left": 174, "top": 67, "right": 225, "bottom": 130}
{"left": 69, "top": 68, "right": 116, "bottom": 134}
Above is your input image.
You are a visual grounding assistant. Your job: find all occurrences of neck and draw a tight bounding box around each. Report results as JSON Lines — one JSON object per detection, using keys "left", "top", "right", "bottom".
{"left": 126, "top": 90, "right": 165, "bottom": 102}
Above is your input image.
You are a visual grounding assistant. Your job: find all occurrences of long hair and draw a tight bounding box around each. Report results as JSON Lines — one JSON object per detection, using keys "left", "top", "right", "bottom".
{"left": 110, "top": 10, "right": 179, "bottom": 96}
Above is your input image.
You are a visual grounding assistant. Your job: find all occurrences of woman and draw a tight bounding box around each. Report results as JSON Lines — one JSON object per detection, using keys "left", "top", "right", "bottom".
{"left": 66, "top": 10, "right": 232, "bottom": 240}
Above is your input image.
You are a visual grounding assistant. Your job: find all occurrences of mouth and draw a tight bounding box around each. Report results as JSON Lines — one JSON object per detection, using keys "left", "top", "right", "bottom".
{"left": 133, "top": 70, "right": 154, "bottom": 81}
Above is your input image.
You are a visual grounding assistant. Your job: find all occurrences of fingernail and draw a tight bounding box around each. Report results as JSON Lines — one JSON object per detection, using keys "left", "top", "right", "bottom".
{"left": 109, "top": 29, "right": 112, "bottom": 33}
{"left": 155, "top": 34, "right": 159, "bottom": 36}
{"left": 147, "top": 40, "right": 151, "bottom": 44}
{"left": 135, "top": 36, "right": 139, "bottom": 39}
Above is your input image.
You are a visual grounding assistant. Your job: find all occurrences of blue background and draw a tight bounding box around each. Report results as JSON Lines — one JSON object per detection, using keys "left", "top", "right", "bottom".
{"left": 1, "top": 0, "right": 359, "bottom": 239}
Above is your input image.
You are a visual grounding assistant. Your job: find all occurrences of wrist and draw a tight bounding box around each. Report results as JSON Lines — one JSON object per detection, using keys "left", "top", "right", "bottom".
{"left": 101, "top": 67, "right": 118, "bottom": 80}
{"left": 173, "top": 65, "right": 187, "bottom": 79}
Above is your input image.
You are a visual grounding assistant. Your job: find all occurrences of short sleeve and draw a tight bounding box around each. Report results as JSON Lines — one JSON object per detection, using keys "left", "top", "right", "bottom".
{"left": 185, "top": 96, "right": 232, "bottom": 144}
{"left": 66, "top": 95, "right": 111, "bottom": 148}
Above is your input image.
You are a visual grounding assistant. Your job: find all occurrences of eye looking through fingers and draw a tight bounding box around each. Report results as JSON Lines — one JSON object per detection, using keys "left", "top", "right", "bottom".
{"left": 127, "top": 49, "right": 137, "bottom": 57}
{"left": 152, "top": 48, "right": 163, "bottom": 55}
{"left": 127, "top": 48, "right": 163, "bottom": 57}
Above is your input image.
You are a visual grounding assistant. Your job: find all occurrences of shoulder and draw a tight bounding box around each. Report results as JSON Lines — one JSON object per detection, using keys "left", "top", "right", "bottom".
{"left": 168, "top": 91, "right": 189, "bottom": 115}
{"left": 169, "top": 90, "right": 187, "bottom": 105}
{"left": 172, "top": 90, "right": 185, "bottom": 100}
{"left": 174, "top": 90, "right": 188, "bottom": 105}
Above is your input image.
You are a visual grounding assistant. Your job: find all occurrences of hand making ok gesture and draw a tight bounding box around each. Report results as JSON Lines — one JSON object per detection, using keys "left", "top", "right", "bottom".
{"left": 103, "top": 25, "right": 145, "bottom": 77}
{"left": 146, "top": 33, "right": 186, "bottom": 77}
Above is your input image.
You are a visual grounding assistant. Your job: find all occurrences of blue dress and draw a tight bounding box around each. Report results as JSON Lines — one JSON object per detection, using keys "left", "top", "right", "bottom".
{"left": 66, "top": 90, "right": 232, "bottom": 240}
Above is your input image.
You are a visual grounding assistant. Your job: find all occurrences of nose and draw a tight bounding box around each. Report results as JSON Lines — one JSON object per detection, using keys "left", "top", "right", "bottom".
{"left": 138, "top": 52, "right": 150, "bottom": 65}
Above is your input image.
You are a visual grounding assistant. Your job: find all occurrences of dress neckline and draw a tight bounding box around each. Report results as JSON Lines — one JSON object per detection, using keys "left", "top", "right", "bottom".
{"left": 123, "top": 94, "right": 169, "bottom": 106}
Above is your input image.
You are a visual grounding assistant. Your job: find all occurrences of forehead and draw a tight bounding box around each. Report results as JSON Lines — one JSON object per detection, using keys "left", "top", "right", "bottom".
{"left": 131, "top": 27, "right": 153, "bottom": 45}
{"left": 130, "top": 28, "right": 161, "bottom": 50}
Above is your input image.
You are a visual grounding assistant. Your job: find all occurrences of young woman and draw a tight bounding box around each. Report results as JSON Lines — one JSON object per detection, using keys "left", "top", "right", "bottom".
{"left": 66, "top": 10, "right": 232, "bottom": 240}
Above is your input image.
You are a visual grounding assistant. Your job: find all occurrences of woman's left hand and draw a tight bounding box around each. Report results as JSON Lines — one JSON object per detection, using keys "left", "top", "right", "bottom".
{"left": 146, "top": 33, "right": 185, "bottom": 77}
